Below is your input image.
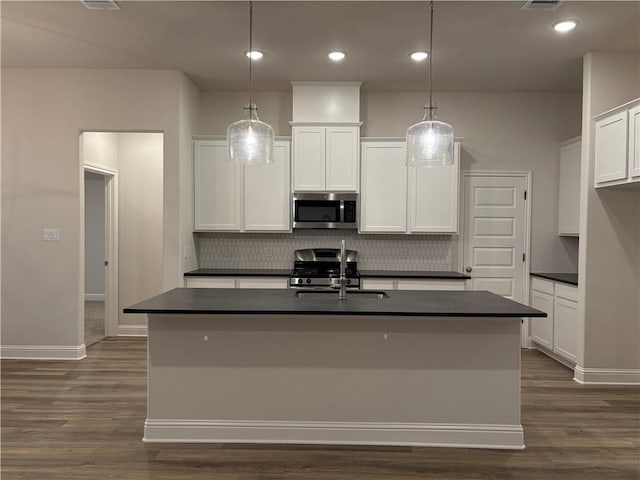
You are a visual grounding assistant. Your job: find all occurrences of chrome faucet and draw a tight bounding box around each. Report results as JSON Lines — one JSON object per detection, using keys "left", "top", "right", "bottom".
{"left": 339, "top": 239, "right": 347, "bottom": 300}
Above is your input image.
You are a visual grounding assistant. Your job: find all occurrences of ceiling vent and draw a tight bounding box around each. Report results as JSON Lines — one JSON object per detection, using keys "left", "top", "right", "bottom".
{"left": 522, "top": 0, "right": 563, "bottom": 11}
{"left": 81, "top": 0, "right": 121, "bottom": 10}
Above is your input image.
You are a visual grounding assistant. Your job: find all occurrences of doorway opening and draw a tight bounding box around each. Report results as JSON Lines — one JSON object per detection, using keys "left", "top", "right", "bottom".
{"left": 82, "top": 162, "right": 118, "bottom": 345}
{"left": 80, "top": 132, "right": 164, "bottom": 347}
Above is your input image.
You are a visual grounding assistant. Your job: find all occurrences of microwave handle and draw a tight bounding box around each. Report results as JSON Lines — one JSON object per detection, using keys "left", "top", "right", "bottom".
{"left": 340, "top": 201, "right": 344, "bottom": 223}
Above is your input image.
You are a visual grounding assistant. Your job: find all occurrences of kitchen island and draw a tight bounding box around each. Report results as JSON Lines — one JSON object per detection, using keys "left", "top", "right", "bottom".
{"left": 125, "top": 288, "right": 545, "bottom": 449}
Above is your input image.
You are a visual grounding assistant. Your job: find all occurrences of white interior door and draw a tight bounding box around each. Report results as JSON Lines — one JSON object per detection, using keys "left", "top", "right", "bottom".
{"left": 463, "top": 174, "right": 528, "bottom": 302}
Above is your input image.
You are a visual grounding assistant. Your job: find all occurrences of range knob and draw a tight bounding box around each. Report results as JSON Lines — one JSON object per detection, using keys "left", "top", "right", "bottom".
{"left": 346, "top": 279, "right": 351, "bottom": 285}
{"left": 306, "top": 278, "right": 311, "bottom": 284}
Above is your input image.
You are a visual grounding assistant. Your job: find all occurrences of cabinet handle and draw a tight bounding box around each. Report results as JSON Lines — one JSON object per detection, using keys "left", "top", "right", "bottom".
{"left": 465, "top": 266, "right": 472, "bottom": 273}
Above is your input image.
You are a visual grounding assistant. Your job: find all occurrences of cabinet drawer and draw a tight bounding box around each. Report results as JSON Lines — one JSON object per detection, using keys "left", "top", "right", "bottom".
{"left": 185, "top": 277, "right": 236, "bottom": 288}
{"left": 555, "top": 283, "right": 578, "bottom": 302}
{"left": 531, "top": 277, "right": 554, "bottom": 295}
{"left": 236, "top": 277, "right": 288, "bottom": 289}
{"left": 396, "top": 279, "right": 466, "bottom": 291}
{"left": 361, "top": 278, "right": 395, "bottom": 290}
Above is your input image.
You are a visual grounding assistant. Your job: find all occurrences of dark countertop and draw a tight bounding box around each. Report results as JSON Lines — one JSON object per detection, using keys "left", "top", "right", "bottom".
{"left": 531, "top": 272, "right": 578, "bottom": 286}
{"left": 360, "top": 270, "right": 470, "bottom": 280}
{"left": 185, "top": 269, "right": 470, "bottom": 280}
{"left": 185, "top": 268, "right": 291, "bottom": 277}
{"left": 124, "top": 288, "right": 546, "bottom": 318}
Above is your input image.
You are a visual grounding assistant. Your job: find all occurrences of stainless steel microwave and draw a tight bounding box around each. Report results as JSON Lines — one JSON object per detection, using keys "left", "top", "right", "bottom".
{"left": 292, "top": 192, "right": 358, "bottom": 229}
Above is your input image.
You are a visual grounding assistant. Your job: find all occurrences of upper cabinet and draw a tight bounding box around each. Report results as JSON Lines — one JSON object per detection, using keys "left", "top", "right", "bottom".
{"left": 292, "top": 124, "right": 360, "bottom": 192}
{"left": 594, "top": 98, "right": 640, "bottom": 188}
{"left": 557, "top": 137, "right": 581, "bottom": 236}
{"left": 360, "top": 139, "right": 460, "bottom": 234}
{"left": 194, "top": 139, "right": 291, "bottom": 232}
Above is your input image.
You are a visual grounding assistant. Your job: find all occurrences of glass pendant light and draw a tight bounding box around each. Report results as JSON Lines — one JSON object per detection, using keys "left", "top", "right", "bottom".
{"left": 406, "top": 1, "right": 454, "bottom": 167}
{"left": 227, "top": 1, "right": 274, "bottom": 165}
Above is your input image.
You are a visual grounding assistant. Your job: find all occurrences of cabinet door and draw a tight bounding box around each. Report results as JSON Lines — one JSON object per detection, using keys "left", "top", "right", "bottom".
{"left": 325, "top": 126, "right": 359, "bottom": 191}
{"left": 629, "top": 104, "right": 640, "bottom": 179}
{"left": 244, "top": 141, "right": 291, "bottom": 232}
{"left": 557, "top": 139, "right": 581, "bottom": 236}
{"left": 553, "top": 284, "right": 578, "bottom": 362}
{"left": 408, "top": 142, "right": 460, "bottom": 233}
{"left": 360, "top": 142, "right": 407, "bottom": 233}
{"left": 194, "top": 141, "right": 242, "bottom": 231}
{"left": 530, "top": 289, "right": 554, "bottom": 351}
{"left": 293, "top": 127, "right": 325, "bottom": 191}
{"left": 595, "top": 110, "right": 628, "bottom": 185}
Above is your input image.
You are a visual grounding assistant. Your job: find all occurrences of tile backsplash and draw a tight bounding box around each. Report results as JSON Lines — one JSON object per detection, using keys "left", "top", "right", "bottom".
{"left": 196, "top": 231, "right": 457, "bottom": 271}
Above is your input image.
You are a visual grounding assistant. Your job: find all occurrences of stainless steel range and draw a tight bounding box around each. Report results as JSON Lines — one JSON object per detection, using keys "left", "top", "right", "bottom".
{"left": 289, "top": 248, "right": 360, "bottom": 289}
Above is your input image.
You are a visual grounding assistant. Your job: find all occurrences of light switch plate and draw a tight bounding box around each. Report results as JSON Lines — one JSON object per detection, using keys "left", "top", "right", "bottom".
{"left": 43, "top": 228, "right": 61, "bottom": 241}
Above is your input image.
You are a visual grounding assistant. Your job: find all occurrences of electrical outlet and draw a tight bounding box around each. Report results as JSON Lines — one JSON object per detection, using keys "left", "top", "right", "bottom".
{"left": 43, "top": 228, "right": 60, "bottom": 241}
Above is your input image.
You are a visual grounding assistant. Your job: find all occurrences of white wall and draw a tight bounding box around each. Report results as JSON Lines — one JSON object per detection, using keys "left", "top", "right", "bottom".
{"left": 84, "top": 173, "right": 105, "bottom": 298}
{"left": 1, "top": 69, "right": 196, "bottom": 356}
{"left": 577, "top": 53, "right": 640, "bottom": 380}
{"left": 200, "top": 90, "right": 582, "bottom": 273}
{"left": 117, "top": 133, "right": 164, "bottom": 332}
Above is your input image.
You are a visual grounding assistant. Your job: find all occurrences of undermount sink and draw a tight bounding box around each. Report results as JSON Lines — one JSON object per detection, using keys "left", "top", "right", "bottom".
{"left": 294, "top": 289, "right": 389, "bottom": 300}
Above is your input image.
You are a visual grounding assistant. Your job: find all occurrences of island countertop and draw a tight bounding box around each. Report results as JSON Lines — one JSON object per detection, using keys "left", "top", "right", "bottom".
{"left": 124, "top": 288, "right": 545, "bottom": 318}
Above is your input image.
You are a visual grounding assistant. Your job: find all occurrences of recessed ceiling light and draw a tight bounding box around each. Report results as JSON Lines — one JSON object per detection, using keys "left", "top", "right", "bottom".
{"left": 328, "top": 51, "right": 346, "bottom": 62}
{"left": 245, "top": 50, "right": 264, "bottom": 60}
{"left": 410, "top": 51, "right": 429, "bottom": 62}
{"left": 553, "top": 20, "right": 578, "bottom": 33}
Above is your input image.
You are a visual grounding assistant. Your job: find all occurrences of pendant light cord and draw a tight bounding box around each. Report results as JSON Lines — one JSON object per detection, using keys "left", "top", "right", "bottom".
{"left": 428, "top": 0, "right": 434, "bottom": 121}
{"left": 248, "top": 1, "right": 253, "bottom": 112}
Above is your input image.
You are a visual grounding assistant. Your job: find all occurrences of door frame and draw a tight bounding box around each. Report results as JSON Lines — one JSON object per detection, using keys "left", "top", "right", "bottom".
{"left": 82, "top": 162, "right": 119, "bottom": 338}
{"left": 459, "top": 171, "right": 532, "bottom": 347}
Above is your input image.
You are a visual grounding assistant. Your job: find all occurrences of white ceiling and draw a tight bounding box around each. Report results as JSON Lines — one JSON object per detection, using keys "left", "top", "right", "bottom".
{"left": 2, "top": 1, "right": 639, "bottom": 92}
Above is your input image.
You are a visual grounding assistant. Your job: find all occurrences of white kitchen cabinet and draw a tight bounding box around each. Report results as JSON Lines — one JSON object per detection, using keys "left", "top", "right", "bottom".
{"left": 529, "top": 276, "right": 578, "bottom": 365}
{"left": 185, "top": 276, "right": 288, "bottom": 289}
{"left": 244, "top": 141, "right": 291, "bottom": 231}
{"left": 360, "top": 139, "right": 460, "bottom": 234}
{"left": 557, "top": 137, "right": 581, "bottom": 236}
{"left": 194, "top": 140, "right": 242, "bottom": 231}
{"left": 529, "top": 278, "right": 554, "bottom": 351}
{"left": 185, "top": 277, "right": 236, "bottom": 288}
{"left": 630, "top": 103, "right": 640, "bottom": 178}
{"left": 360, "top": 141, "right": 407, "bottom": 232}
{"left": 292, "top": 124, "right": 360, "bottom": 192}
{"left": 553, "top": 283, "right": 578, "bottom": 363}
{"left": 361, "top": 277, "right": 466, "bottom": 291}
{"left": 194, "top": 139, "right": 291, "bottom": 232}
{"left": 594, "top": 98, "right": 640, "bottom": 188}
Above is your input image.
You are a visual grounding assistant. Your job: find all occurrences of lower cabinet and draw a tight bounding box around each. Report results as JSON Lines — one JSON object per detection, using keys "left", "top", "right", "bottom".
{"left": 529, "top": 277, "right": 578, "bottom": 364}
{"left": 362, "top": 278, "right": 466, "bottom": 291}
{"left": 185, "top": 277, "right": 288, "bottom": 289}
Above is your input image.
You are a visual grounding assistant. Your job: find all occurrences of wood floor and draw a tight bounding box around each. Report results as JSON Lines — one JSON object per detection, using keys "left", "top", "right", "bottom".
{"left": 2, "top": 337, "right": 639, "bottom": 479}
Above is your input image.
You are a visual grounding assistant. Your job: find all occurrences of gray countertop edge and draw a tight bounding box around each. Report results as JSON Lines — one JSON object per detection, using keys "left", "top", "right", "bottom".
{"left": 530, "top": 272, "right": 578, "bottom": 286}
{"left": 184, "top": 269, "right": 470, "bottom": 280}
{"left": 124, "top": 288, "right": 546, "bottom": 318}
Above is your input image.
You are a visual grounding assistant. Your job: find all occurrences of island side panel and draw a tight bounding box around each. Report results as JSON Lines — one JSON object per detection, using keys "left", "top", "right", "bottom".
{"left": 145, "top": 314, "right": 523, "bottom": 448}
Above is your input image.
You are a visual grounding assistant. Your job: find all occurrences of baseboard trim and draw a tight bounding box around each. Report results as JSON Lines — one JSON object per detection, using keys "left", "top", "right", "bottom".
{"left": 143, "top": 419, "right": 525, "bottom": 450}
{"left": 1, "top": 344, "right": 87, "bottom": 360}
{"left": 118, "top": 325, "right": 147, "bottom": 337}
{"left": 85, "top": 293, "right": 105, "bottom": 302}
{"left": 573, "top": 365, "right": 640, "bottom": 385}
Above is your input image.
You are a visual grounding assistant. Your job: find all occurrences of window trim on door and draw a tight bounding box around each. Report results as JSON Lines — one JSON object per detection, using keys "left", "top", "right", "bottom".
{"left": 459, "top": 170, "right": 532, "bottom": 348}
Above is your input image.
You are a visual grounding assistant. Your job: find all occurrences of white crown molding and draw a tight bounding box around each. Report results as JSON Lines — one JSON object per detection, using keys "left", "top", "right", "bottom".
{"left": 143, "top": 419, "right": 525, "bottom": 449}
{"left": 1, "top": 344, "right": 87, "bottom": 360}
{"left": 574, "top": 366, "right": 640, "bottom": 385}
